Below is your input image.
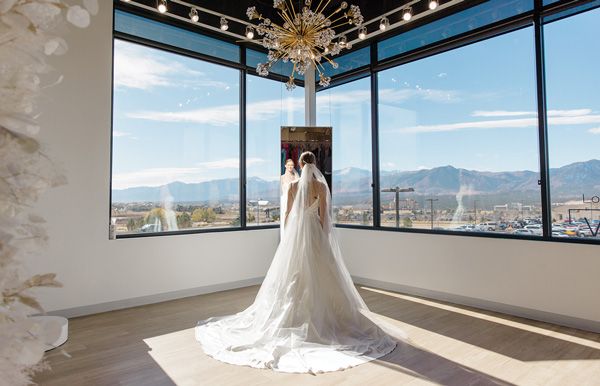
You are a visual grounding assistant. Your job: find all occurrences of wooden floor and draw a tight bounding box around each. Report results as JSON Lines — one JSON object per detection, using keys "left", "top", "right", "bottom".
{"left": 35, "top": 285, "right": 600, "bottom": 386}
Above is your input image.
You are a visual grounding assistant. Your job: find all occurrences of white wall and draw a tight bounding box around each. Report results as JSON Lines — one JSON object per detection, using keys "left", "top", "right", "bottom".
{"left": 28, "top": 2, "right": 600, "bottom": 330}
{"left": 28, "top": 2, "right": 278, "bottom": 314}
{"left": 337, "top": 228, "right": 600, "bottom": 327}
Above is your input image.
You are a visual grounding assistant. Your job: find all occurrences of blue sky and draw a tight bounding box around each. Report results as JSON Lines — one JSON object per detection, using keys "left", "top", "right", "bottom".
{"left": 112, "top": 8, "right": 599, "bottom": 190}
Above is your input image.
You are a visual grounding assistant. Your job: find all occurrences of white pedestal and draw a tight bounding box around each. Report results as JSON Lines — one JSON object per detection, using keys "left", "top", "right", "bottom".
{"left": 29, "top": 315, "right": 69, "bottom": 351}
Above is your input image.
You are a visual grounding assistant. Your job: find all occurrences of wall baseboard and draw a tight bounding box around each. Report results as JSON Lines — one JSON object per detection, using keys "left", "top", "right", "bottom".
{"left": 44, "top": 274, "right": 600, "bottom": 334}
{"left": 43, "top": 277, "right": 264, "bottom": 318}
{"left": 352, "top": 276, "right": 600, "bottom": 334}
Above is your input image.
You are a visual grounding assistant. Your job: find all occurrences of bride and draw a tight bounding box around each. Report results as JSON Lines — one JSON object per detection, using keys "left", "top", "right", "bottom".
{"left": 195, "top": 151, "right": 399, "bottom": 374}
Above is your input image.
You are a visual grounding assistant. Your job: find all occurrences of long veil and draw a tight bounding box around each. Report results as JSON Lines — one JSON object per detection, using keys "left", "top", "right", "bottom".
{"left": 195, "top": 162, "right": 398, "bottom": 373}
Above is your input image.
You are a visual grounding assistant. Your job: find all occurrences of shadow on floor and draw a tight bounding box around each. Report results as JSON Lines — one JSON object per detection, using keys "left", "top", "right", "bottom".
{"left": 358, "top": 286, "right": 600, "bottom": 362}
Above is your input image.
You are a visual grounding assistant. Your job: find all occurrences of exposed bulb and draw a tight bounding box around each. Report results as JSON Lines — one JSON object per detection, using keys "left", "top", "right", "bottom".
{"left": 429, "top": 0, "right": 439, "bottom": 10}
{"left": 379, "top": 16, "right": 389, "bottom": 31}
{"left": 220, "top": 17, "right": 229, "bottom": 30}
{"left": 157, "top": 0, "right": 167, "bottom": 13}
{"left": 245, "top": 25, "right": 254, "bottom": 39}
{"left": 358, "top": 26, "right": 367, "bottom": 40}
{"left": 338, "top": 35, "right": 347, "bottom": 47}
{"left": 402, "top": 7, "right": 413, "bottom": 21}
{"left": 189, "top": 8, "right": 199, "bottom": 22}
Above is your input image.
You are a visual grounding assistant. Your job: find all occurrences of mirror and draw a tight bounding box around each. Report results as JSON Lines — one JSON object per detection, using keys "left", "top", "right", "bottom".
{"left": 280, "top": 126, "right": 333, "bottom": 192}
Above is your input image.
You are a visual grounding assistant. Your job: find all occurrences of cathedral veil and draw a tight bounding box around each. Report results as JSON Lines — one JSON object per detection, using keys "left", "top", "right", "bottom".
{"left": 195, "top": 160, "right": 399, "bottom": 374}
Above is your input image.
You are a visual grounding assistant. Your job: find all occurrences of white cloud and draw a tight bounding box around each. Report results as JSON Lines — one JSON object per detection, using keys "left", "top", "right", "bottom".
{"left": 471, "top": 109, "right": 592, "bottom": 118}
{"left": 112, "top": 157, "right": 265, "bottom": 189}
{"left": 472, "top": 110, "right": 535, "bottom": 117}
{"left": 390, "top": 113, "right": 600, "bottom": 134}
{"left": 588, "top": 127, "right": 600, "bottom": 134}
{"left": 113, "top": 40, "right": 229, "bottom": 91}
{"left": 113, "top": 130, "right": 131, "bottom": 137}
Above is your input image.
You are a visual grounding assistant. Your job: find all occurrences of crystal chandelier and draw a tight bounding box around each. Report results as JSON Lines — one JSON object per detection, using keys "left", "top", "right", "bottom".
{"left": 246, "top": 0, "right": 363, "bottom": 90}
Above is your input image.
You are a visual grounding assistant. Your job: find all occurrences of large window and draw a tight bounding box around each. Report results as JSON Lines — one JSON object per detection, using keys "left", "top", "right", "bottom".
{"left": 378, "top": 27, "right": 542, "bottom": 236}
{"left": 111, "top": 39, "right": 240, "bottom": 235}
{"left": 246, "top": 75, "right": 304, "bottom": 226}
{"left": 545, "top": 7, "right": 600, "bottom": 239}
{"left": 318, "top": 77, "right": 373, "bottom": 225}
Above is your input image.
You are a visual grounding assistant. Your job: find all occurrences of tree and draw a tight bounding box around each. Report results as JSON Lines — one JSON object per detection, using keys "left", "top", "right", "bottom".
{"left": 247, "top": 212, "right": 256, "bottom": 223}
{"left": 192, "top": 207, "right": 217, "bottom": 223}
{"left": 177, "top": 212, "right": 192, "bottom": 228}
{"left": 127, "top": 218, "right": 136, "bottom": 231}
{"left": 402, "top": 217, "right": 413, "bottom": 228}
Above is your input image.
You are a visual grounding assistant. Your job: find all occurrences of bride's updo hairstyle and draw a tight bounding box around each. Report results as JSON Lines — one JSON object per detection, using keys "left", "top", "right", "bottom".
{"left": 299, "top": 151, "right": 316, "bottom": 166}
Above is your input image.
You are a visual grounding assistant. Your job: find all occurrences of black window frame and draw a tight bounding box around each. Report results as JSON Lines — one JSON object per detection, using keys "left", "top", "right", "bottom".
{"left": 111, "top": 0, "right": 600, "bottom": 244}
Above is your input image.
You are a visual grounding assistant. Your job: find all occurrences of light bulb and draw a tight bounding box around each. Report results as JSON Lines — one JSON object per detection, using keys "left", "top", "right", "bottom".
{"left": 429, "top": 0, "right": 439, "bottom": 10}
{"left": 189, "top": 8, "right": 199, "bottom": 22}
{"left": 339, "top": 35, "right": 347, "bottom": 47}
{"left": 220, "top": 17, "right": 229, "bottom": 31}
{"left": 157, "top": 0, "right": 167, "bottom": 13}
{"left": 402, "top": 7, "right": 412, "bottom": 21}
{"left": 379, "top": 17, "right": 389, "bottom": 31}
{"left": 245, "top": 26, "right": 254, "bottom": 39}
{"left": 358, "top": 26, "right": 367, "bottom": 40}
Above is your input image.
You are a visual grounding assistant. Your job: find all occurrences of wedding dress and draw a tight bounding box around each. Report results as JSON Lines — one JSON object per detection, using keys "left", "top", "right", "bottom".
{"left": 195, "top": 163, "right": 398, "bottom": 373}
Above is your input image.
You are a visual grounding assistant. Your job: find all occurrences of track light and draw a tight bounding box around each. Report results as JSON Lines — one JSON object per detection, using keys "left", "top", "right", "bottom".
{"left": 338, "top": 35, "right": 347, "bottom": 47}
{"left": 379, "top": 16, "right": 389, "bottom": 31}
{"left": 157, "top": 0, "right": 167, "bottom": 13}
{"left": 245, "top": 25, "right": 254, "bottom": 39}
{"left": 402, "top": 7, "right": 412, "bottom": 21}
{"left": 358, "top": 26, "right": 367, "bottom": 40}
{"left": 220, "top": 17, "right": 229, "bottom": 30}
{"left": 429, "top": 0, "right": 439, "bottom": 10}
{"left": 189, "top": 8, "right": 199, "bottom": 22}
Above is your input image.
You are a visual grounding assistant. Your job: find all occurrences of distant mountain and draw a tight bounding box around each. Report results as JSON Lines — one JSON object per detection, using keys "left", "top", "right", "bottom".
{"left": 111, "top": 159, "right": 600, "bottom": 204}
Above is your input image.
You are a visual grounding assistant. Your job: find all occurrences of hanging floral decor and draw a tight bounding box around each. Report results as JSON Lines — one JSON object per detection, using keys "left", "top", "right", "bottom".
{"left": 0, "top": 0, "right": 96, "bottom": 384}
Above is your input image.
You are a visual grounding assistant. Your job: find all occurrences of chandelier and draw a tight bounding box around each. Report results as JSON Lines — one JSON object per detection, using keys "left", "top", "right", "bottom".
{"left": 246, "top": 0, "right": 364, "bottom": 90}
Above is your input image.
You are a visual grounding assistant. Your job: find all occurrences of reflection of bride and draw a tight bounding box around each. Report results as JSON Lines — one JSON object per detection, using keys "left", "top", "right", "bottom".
{"left": 280, "top": 159, "right": 299, "bottom": 238}
{"left": 195, "top": 151, "right": 400, "bottom": 374}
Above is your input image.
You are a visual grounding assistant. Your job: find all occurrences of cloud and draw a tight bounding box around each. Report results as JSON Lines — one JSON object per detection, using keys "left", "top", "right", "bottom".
{"left": 112, "top": 157, "right": 265, "bottom": 189}
{"left": 390, "top": 113, "right": 600, "bottom": 134}
{"left": 113, "top": 40, "right": 230, "bottom": 91}
{"left": 113, "top": 130, "right": 131, "bottom": 137}
{"left": 471, "top": 109, "right": 592, "bottom": 118}
{"left": 588, "top": 127, "right": 600, "bottom": 134}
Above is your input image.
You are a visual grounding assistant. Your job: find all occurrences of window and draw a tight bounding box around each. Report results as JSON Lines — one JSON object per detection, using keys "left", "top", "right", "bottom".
{"left": 378, "top": 0, "right": 533, "bottom": 61}
{"left": 544, "top": 6, "right": 600, "bottom": 239}
{"left": 378, "top": 27, "right": 541, "bottom": 235}
{"left": 246, "top": 75, "right": 304, "bottom": 226}
{"left": 111, "top": 39, "right": 240, "bottom": 235}
{"left": 114, "top": 10, "right": 240, "bottom": 63}
{"left": 322, "top": 46, "right": 371, "bottom": 78}
{"left": 318, "top": 77, "right": 373, "bottom": 225}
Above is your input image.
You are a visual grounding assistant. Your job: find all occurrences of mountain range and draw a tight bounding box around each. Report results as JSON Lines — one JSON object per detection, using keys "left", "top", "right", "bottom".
{"left": 112, "top": 159, "right": 600, "bottom": 204}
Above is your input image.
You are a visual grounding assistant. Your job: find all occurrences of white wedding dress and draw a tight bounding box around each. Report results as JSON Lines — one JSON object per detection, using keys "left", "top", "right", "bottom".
{"left": 195, "top": 163, "right": 398, "bottom": 373}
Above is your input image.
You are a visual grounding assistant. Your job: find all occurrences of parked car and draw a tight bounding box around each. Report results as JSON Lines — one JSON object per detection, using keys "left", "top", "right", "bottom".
{"left": 524, "top": 224, "right": 543, "bottom": 236}
{"left": 514, "top": 229, "right": 536, "bottom": 235}
{"left": 140, "top": 223, "right": 161, "bottom": 233}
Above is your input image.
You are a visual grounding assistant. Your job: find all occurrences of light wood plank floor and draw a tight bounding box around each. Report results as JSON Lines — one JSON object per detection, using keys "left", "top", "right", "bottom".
{"left": 35, "top": 285, "right": 600, "bottom": 386}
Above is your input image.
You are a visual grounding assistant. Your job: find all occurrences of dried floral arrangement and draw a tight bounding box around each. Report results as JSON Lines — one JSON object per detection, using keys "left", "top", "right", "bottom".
{"left": 0, "top": 0, "right": 96, "bottom": 384}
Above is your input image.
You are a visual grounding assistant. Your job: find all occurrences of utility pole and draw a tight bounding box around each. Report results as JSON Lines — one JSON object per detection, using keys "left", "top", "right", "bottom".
{"left": 426, "top": 198, "right": 439, "bottom": 229}
{"left": 381, "top": 187, "right": 414, "bottom": 227}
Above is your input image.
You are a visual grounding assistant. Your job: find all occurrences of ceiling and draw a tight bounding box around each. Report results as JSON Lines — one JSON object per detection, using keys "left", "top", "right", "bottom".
{"left": 117, "top": 0, "right": 472, "bottom": 52}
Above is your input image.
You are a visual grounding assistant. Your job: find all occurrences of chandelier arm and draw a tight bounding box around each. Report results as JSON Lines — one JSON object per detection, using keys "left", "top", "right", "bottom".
{"left": 285, "top": 0, "right": 298, "bottom": 20}
{"left": 315, "top": 0, "right": 333, "bottom": 16}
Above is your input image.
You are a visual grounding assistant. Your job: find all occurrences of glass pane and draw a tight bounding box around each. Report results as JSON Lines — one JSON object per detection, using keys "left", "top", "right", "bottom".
{"left": 111, "top": 39, "right": 240, "bottom": 235}
{"left": 323, "top": 46, "right": 370, "bottom": 78}
{"left": 246, "top": 49, "right": 304, "bottom": 80}
{"left": 378, "top": 0, "right": 533, "bottom": 61}
{"left": 246, "top": 75, "right": 304, "bottom": 226}
{"left": 318, "top": 77, "right": 373, "bottom": 225}
{"left": 115, "top": 9, "right": 240, "bottom": 63}
{"left": 378, "top": 27, "right": 541, "bottom": 236}
{"left": 545, "top": 7, "right": 600, "bottom": 240}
